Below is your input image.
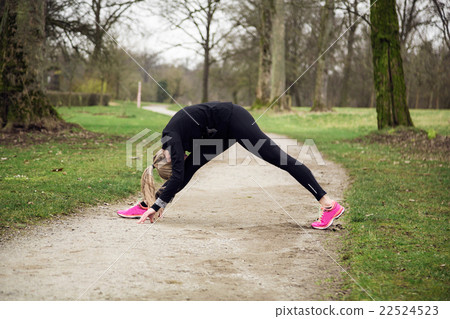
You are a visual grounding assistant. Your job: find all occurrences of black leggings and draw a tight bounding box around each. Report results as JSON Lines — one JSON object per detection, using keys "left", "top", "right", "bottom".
{"left": 149, "top": 104, "right": 327, "bottom": 204}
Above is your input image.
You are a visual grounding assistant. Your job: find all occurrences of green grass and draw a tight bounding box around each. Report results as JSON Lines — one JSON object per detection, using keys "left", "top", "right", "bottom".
{"left": 0, "top": 101, "right": 170, "bottom": 229}
{"left": 250, "top": 107, "right": 450, "bottom": 301}
{"left": 57, "top": 100, "right": 171, "bottom": 135}
{"left": 1, "top": 102, "right": 448, "bottom": 300}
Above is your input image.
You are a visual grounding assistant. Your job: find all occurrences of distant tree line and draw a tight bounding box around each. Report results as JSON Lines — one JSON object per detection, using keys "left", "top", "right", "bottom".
{"left": 1, "top": 0, "right": 449, "bottom": 131}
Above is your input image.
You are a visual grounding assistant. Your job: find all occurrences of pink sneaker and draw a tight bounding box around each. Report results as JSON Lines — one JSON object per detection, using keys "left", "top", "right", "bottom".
{"left": 311, "top": 201, "right": 345, "bottom": 230}
{"left": 117, "top": 203, "right": 147, "bottom": 219}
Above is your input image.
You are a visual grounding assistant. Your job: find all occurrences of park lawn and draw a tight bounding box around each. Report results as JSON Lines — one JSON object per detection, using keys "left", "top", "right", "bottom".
{"left": 58, "top": 100, "right": 171, "bottom": 136}
{"left": 251, "top": 107, "right": 449, "bottom": 301}
{"left": 0, "top": 101, "right": 170, "bottom": 230}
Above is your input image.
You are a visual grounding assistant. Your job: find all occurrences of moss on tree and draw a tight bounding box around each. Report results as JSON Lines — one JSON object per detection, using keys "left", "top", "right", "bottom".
{"left": 370, "top": 0, "right": 413, "bottom": 129}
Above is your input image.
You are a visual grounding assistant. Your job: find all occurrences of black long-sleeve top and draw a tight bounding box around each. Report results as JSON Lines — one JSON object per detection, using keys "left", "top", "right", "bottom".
{"left": 150, "top": 101, "right": 234, "bottom": 211}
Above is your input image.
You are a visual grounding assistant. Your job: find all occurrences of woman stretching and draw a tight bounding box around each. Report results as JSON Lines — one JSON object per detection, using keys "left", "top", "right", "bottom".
{"left": 117, "top": 101, "right": 345, "bottom": 230}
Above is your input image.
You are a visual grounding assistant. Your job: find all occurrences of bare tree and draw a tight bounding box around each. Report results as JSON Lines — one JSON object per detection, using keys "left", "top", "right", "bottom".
{"left": 396, "top": 0, "right": 432, "bottom": 50}
{"left": 46, "top": 1, "right": 142, "bottom": 57}
{"left": 86, "top": 1, "right": 143, "bottom": 104}
{"left": 46, "top": 0, "right": 92, "bottom": 48}
{"left": 137, "top": 52, "right": 159, "bottom": 84}
{"left": 159, "top": 0, "right": 235, "bottom": 102}
{"left": 431, "top": 0, "right": 450, "bottom": 50}
{"left": 84, "top": 1, "right": 143, "bottom": 58}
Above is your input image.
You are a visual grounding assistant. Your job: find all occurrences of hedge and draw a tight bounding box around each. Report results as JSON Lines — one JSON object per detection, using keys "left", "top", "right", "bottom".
{"left": 47, "top": 91, "right": 110, "bottom": 107}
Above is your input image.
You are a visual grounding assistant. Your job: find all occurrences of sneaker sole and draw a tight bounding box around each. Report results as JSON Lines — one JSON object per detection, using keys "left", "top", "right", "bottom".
{"left": 311, "top": 207, "right": 345, "bottom": 230}
{"left": 117, "top": 212, "right": 142, "bottom": 219}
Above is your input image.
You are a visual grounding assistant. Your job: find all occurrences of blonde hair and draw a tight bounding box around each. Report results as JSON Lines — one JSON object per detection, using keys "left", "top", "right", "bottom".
{"left": 141, "top": 148, "right": 172, "bottom": 206}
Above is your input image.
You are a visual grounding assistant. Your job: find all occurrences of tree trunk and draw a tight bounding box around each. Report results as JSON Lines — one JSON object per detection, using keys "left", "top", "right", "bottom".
{"left": 311, "top": 0, "right": 334, "bottom": 112}
{"left": 370, "top": 90, "right": 375, "bottom": 108}
{"left": 92, "top": 0, "right": 103, "bottom": 63}
{"left": 201, "top": 1, "right": 214, "bottom": 103}
{"left": 202, "top": 46, "right": 210, "bottom": 103}
{"left": 428, "top": 90, "right": 433, "bottom": 109}
{"left": 232, "top": 89, "right": 238, "bottom": 104}
{"left": 92, "top": 0, "right": 106, "bottom": 105}
{"left": 292, "top": 87, "right": 301, "bottom": 107}
{"left": 100, "top": 77, "right": 105, "bottom": 106}
{"left": 270, "top": 0, "right": 291, "bottom": 112}
{"left": 254, "top": 0, "right": 273, "bottom": 108}
{"left": 0, "top": 0, "right": 63, "bottom": 131}
{"left": 414, "top": 91, "right": 419, "bottom": 109}
{"left": 339, "top": 24, "right": 357, "bottom": 107}
{"left": 370, "top": 0, "right": 413, "bottom": 129}
{"left": 115, "top": 77, "right": 120, "bottom": 99}
{"left": 435, "top": 51, "right": 443, "bottom": 109}
{"left": 202, "top": 0, "right": 215, "bottom": 102}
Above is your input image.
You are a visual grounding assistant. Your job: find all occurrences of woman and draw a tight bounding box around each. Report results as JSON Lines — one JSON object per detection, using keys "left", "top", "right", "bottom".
{"left": 117, "top": 101, "right": 345, "bottom": 230}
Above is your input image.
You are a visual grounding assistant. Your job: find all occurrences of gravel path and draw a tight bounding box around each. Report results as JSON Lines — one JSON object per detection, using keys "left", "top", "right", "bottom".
{"left": 142, "top": 104, "right": 176, "bottom": 116}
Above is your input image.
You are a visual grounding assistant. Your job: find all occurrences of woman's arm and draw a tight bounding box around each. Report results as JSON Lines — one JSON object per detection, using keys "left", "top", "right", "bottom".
{"left": 149, "top": 134, "right": 185, "bottom": 212}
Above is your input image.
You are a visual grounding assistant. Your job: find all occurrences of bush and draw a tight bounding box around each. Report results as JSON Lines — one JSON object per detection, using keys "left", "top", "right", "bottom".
{"left": 47, "top": 91, "right": 110, "bottom": 107}
{"left": 427, "top": 128, "right": 437, "bottom": 139}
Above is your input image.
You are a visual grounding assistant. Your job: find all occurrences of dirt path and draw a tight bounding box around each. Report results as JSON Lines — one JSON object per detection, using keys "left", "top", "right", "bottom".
{"left": 0, "top": 106, "right": 349, "bottom": 301}
{"left": 142, "top": 104, "right": 176, "bottom": 117}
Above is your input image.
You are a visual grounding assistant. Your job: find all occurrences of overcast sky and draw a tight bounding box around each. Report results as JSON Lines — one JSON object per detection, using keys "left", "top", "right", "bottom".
{"left": 118, "top": 3, "right": 234, "bottom": 68}
{"left": 114, "top": 0, "right": 442, "bottom": 69}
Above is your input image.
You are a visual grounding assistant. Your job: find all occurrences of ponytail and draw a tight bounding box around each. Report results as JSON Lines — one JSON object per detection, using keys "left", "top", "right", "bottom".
{"left": 141, "top": 165, "right": 156, "bottom": 207}
{"left": 140, "top": 148, "right": 172, "bottom": 206}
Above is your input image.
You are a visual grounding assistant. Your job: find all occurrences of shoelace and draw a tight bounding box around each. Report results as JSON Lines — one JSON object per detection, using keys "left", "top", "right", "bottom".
{"left": 317, "top": 202, "right": 335, "bottom": 221}
{"left": 317, "top": 206, "right": 326, "bottom": 222}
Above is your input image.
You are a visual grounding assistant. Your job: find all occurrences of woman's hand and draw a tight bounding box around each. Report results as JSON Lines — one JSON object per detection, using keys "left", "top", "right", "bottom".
{"left": 137, "top": 208, "right": 156, "bottom": 224}
{"left": 137, "top": 207, "right": 165, "bottom": 224}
